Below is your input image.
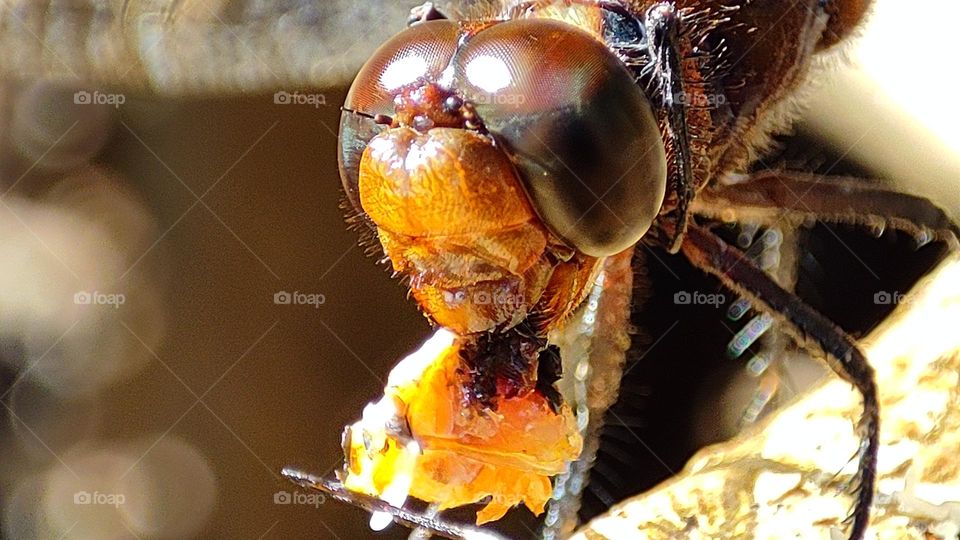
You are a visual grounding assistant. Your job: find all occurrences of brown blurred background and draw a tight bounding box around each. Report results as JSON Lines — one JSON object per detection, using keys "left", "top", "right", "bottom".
{"left": 0, "top": 87, "right": 430, "bottom": 539}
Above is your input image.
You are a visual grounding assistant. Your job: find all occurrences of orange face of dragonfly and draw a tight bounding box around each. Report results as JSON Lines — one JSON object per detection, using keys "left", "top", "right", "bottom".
{"left": 339, "top": 17, "right": 668, "bottom": 335}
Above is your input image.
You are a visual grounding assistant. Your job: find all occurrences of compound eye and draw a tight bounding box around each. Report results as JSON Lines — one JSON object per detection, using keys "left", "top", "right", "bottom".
{"left": 456, "top": 19, "right": 667, "bottom": 257}
{"left": 339, "top": 21, "right": 459, "bottom": 212}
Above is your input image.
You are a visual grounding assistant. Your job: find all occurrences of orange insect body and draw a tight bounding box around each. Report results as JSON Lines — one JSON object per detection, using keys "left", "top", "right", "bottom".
{"left": 342, "top": 332, "right": 582, "bottom": 524}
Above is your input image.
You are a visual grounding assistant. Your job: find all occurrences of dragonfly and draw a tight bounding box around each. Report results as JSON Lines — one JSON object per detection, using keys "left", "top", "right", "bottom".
{"left": 277, "top": 1, "right": 959, "bottom": 539}
{"left": 15, "top": 0, "right": 953, "bottom": 538}
{"left": 273, "top": 0, "right": 960, "bottom": 538}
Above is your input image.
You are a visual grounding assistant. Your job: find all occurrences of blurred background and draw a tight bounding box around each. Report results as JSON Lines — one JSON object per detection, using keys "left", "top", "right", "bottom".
{"left": 0, "top": 0, "right": 957, "bottom": 539}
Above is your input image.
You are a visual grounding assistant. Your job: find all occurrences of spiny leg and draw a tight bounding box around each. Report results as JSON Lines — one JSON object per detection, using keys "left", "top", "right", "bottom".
{"left": 722, "top": 223, "right": 798, "bottom": 428}
{"left": 692, "top": 171, "right": 960, "bottom": 247}
{"left": 645, "top": 2, "right": 698, "bottom": 254}
{"left": 694, "top": 170, "right": 960, "bottom": 433}
{"left": 597, "top": 0, "right": 697, "bottom": 254}
{"left": 280, "top": 467, "right": 502, "bottom": 540}
{"left": 679, "top": 222, "right": 878, "bottom": 540}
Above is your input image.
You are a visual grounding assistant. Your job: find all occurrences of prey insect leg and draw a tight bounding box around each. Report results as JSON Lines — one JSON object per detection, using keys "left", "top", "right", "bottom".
{"left": 280, "top": 467, "right": 502, "bottom": 540}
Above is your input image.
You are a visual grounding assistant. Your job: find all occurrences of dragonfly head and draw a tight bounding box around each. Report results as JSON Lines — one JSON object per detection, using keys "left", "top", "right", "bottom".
{"left": 337, "top": 17, "right": 667, "bottom": 333}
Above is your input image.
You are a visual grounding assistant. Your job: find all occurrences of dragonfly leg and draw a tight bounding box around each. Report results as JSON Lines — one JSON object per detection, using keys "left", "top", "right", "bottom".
{"left": 680, "top": 222, "right": 878, "bottom": 540}
{"left": 645, "top": 3, "right": 697, "bottom": 254}
{"left": 692, "top": 171, "right": 960, "bottom": 248}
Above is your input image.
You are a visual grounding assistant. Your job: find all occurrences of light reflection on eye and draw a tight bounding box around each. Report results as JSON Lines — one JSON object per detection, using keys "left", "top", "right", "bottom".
{"left": 367, "top": 136, "right": 396, "bottom": 162}
{"left": 381, "top": 56, "right": 429, "bottom": 90}
{"left": 404, "top": 138, "right": 443, "bottom": 172}
{"left": 465, "top": 55, "right": 512, "bottom": 93}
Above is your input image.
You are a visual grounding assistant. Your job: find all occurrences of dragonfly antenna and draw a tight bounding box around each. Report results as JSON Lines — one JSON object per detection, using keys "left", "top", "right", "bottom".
{"left": 342, "top": 107, "right": 394, "bottom": 125}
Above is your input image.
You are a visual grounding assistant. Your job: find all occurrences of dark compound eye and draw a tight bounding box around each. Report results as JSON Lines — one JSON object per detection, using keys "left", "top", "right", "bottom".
{"left": 455, "top": 19, "right": 666, "bottom": 257}
{"left": 338, "top": 20, "right": 459, "bottom": 213}
{"left": 338, "top": 18, "right": 666, "bottom": 257}
{"left": 344, "top": 20, "right": 459, "bottom": 115}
